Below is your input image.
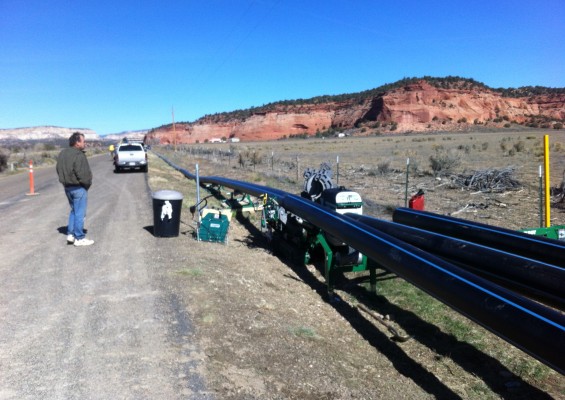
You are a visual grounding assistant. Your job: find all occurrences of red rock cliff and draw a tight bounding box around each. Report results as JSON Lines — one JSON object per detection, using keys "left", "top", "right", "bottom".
{"left": 146, "top": 81, "right": 564, "bottom": 144}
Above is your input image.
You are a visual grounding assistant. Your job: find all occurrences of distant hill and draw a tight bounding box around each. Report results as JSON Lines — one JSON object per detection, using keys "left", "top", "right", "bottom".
{"left": 146, "top": 76, "right": 565, "bottom": 144}
{"left": 0, "top": 127, "right": 149, "bottom": 146}
{"left": 102, "top": 130, "right": 149, "bottom": 142}
{"left": 0, "top": 126, "right": 99, "bottom": 146}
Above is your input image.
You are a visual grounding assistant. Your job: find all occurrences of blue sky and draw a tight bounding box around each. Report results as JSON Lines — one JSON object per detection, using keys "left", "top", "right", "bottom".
{"left": 1, "top": 0, "right": 563, "bottom": 135}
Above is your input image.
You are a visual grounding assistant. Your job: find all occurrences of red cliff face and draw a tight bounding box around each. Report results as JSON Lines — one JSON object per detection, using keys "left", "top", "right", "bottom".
{"left": 371, "top": 82, "right": 541, "bottom": 126}
{"left": 146, "top": 81, "right": 564, "bottom": 144}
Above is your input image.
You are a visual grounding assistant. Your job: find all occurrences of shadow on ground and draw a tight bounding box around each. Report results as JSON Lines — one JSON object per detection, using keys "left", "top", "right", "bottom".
{"left": 235, "top": 213, "right": 551, "bottom": 399}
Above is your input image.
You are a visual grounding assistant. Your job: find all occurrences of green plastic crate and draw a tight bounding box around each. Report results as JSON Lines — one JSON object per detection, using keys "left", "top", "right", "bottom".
{"left": 199, "top": 213, "right": 230, "bottom": 243}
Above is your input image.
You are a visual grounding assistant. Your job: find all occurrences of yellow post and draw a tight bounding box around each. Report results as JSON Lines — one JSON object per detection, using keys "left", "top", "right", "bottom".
{"left": 544, "top": 135, "right": 550, "bottom": 227}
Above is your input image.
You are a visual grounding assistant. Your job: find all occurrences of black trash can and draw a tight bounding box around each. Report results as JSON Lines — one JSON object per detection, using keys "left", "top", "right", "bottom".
{"left": 152, "top": 190, "right": 183, "bottom": 237}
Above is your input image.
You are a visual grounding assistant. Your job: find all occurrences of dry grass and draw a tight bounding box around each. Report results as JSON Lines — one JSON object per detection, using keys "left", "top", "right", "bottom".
{"left": 160, "top": 130, "right": 565, "bottom": 229}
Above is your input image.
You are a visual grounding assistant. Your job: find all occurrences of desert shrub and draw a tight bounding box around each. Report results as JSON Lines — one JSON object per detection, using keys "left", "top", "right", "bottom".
{"left": 457, "top": 144, "right": 471, "bottom": 154}
{"left": 237, "top": 149, "right": 262, "bottom": 168}
{"left": 0, "top": 150, "right": 8, "bottom": 172}
{"left": 238, "top": 151, "right": 248, "bottom": 167}
{"left": 554, "top": 123, "right": 563, "bottom": 130}
{"left": 377, "top": 160, "right": 391, "bottom": 175}
{"left": 553, "top": 142, "right": 563, "bottom": 152}
{"left": 250, "top": 151, "right": 263, "bottom": 166}
{"left": 429, "top": 149, "right": 461, "bottom": 176}
{"left": 513, "top": 141, "right": 525, "bottom": 153}
{"left": 533, "top": 146, "right": 544, "bottom": 157}
{"left": 409, "top": 159, "right": 420, "bottom": 174}
{"left": 481, "top": 142, "right": 489, "bottom": 151}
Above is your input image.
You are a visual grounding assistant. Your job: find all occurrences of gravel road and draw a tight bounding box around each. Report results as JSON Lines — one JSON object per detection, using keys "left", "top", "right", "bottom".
{"left": 0, "top": 155, "right": 212, "bottom": 399}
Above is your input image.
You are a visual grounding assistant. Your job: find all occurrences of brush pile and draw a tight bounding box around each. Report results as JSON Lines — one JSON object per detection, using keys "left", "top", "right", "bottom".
{"left": 450, "top": 167, "right": 522, "bottom": 193}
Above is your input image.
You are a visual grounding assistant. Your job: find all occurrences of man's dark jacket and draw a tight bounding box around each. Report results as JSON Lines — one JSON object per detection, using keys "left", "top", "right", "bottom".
{"left": 56, "top": 147, "right": 93, "bottom": 189}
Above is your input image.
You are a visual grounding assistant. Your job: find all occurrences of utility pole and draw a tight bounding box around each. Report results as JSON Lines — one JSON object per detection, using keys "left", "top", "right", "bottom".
{"left": 172, "top": 106, "right": 177, "bottom": 152}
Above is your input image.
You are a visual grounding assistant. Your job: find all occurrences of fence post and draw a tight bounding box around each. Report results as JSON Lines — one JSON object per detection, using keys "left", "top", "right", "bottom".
{"left": 336, "top": 155, "right": 339, "bottom": 186}
{"left": 196, "top": 163, "right": 201, "bottom": 241}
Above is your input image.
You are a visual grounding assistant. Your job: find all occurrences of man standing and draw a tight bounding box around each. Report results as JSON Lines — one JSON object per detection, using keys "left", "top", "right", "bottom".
{"left": 56, "top": 132, "right": 94, "bottom": 246}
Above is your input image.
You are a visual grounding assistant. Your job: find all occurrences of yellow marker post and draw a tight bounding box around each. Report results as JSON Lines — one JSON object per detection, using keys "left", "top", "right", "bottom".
{"left": 544, "top": 135, "right": 550, "bottom": 227}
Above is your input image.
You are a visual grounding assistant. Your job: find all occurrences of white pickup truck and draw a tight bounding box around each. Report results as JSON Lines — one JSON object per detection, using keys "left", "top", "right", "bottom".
{"left": 113, "top": 143, "right": 148, "bottom": 172}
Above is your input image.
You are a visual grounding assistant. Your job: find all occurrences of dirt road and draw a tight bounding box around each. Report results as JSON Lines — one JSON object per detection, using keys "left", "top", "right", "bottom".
{"left": 0, "top": 155, "right": 212, "bottom": 399}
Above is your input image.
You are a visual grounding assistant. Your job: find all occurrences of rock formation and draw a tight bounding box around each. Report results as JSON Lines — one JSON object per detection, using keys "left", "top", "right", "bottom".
{"left": 146, "top": 79, "right": 565, "bottom": 144}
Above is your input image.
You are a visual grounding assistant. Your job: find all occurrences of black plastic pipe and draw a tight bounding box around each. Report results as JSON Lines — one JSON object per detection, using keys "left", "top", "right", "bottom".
{"left": 280, "top": 195, "right": 564, "bottom": 373}
{"left": 393, "top": 207, "right": 565, "bottom": 267}
{"left": 345, "top": 213, "right": 565, "bottom": 307}
{"left": 154, "top": 153, "right": 565, "bottom": 374}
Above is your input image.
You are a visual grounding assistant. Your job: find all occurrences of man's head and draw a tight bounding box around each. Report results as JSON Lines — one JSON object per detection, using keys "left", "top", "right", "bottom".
{"left": 69, "top": 132, "right": 85, "bottom": 149}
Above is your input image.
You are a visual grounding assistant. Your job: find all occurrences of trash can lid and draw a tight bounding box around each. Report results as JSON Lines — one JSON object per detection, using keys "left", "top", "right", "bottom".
{"left": 153, "top": 190, "right": 183, "bottom": 200}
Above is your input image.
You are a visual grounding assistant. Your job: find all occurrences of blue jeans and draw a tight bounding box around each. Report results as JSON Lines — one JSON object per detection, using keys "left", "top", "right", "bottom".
{"left": 64, "top": 186, "right": 88, "bottom": 240}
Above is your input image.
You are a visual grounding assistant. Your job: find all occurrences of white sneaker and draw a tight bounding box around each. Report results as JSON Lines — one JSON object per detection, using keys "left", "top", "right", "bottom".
{"left": 67, "top": 235, "right": 75, "bottom": 244}
{"left": 74, "top": 238, "right": 94, "bottom": 247}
